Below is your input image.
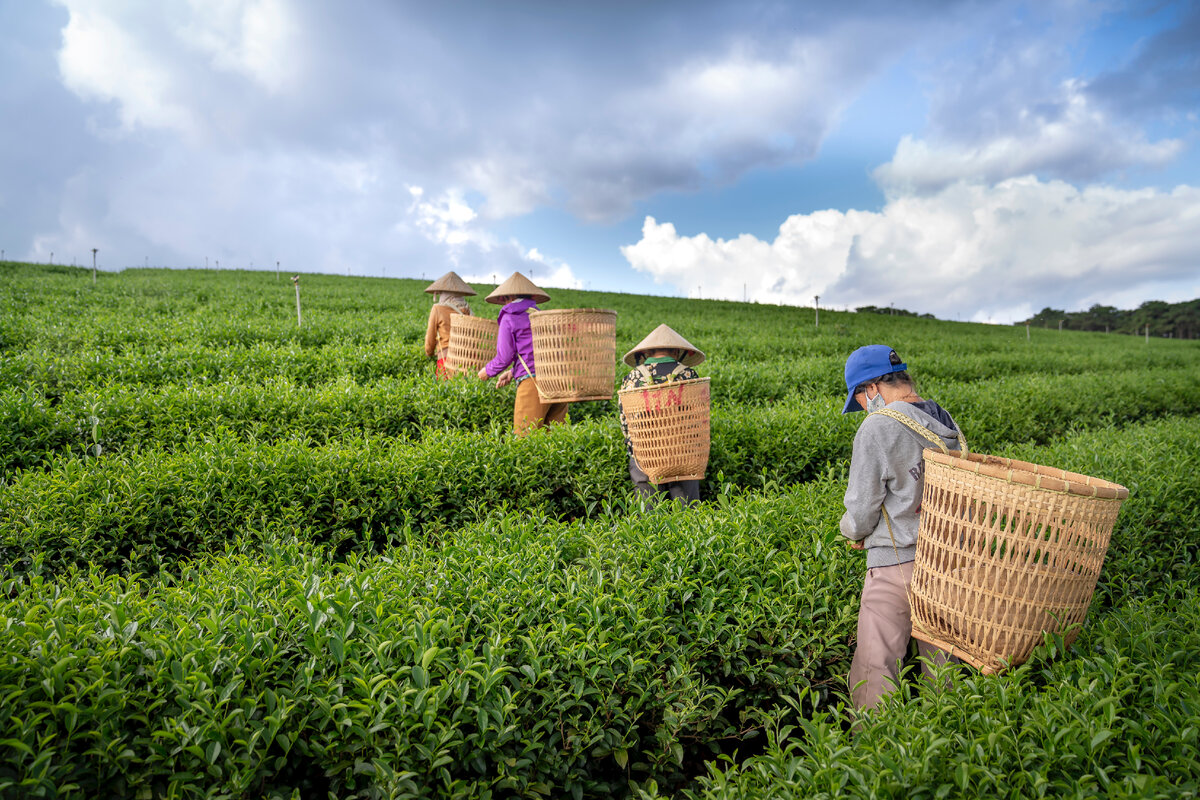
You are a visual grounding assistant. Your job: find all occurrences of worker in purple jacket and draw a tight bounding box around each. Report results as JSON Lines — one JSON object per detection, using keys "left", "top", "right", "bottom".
{"left": 476, "top": 271, "right": 569, "bottom": 436}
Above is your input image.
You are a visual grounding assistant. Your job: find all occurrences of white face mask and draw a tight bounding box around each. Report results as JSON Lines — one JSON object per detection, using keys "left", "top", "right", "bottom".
{"left": 865, "top": 388, "right": 886, "bottom": 413}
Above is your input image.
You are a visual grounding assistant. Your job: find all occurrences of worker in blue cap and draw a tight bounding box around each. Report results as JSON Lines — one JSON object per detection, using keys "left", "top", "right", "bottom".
{"left": 840, "top": 345, "right": 966, "bottom": 711}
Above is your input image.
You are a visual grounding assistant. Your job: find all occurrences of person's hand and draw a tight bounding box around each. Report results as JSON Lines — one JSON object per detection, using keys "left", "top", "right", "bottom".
{"left": 495, "top": 368, "right": 514, "bottom": 388}
{"left": 848, "top": 539, "right": 865, "bottom": 550}
{"left": 477, "top": 367, "right": 489, "bottom": 380}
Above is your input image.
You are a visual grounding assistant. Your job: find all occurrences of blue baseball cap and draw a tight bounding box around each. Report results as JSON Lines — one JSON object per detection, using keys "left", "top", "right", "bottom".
{"left": 842, "top": 345, "right": 907, "bottom": 414}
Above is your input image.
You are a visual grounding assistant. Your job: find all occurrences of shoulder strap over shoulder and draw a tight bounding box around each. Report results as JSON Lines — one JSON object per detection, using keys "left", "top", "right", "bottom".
{"left": 868, "top": 408, "right": 952, "bottom": 455}
{"left": 638, "top": 362, "right": 690, "bottom": 384}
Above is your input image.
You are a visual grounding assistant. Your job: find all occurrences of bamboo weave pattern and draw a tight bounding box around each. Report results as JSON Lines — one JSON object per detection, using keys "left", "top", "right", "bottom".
{"left": 909, "top": 450, "right": 1129, "bottom": 674}
{"left": 618, "top": 377, "right": 711, "bottom": 483}
{"left": 529, "top": 309, "right": 617, "bottom": 402}
{"left": 446, "top": 315, "right": 499, "bottom": 376}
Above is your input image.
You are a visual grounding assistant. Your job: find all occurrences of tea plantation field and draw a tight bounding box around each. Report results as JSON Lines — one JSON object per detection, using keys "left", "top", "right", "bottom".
{"left": 2, "top": 262, "right": 1198, "bottom": 799}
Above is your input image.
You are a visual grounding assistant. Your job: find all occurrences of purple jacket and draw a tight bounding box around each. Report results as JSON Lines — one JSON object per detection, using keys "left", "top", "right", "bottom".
{"left": 485, "top": 298, "right": 538, "bottom": 379}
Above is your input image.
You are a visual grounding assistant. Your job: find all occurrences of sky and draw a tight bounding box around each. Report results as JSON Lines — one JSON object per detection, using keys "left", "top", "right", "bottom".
{"left": 2, "top": 0, "right": 1199, "bottom": 324}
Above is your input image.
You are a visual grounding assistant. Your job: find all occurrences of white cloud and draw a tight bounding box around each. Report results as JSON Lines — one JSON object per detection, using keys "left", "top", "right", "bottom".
{"left": 460, "top": 158, "right": 549, "bottom": 220}
{"left": 459, "top": 263, "right": 582, "bottom": 294}
{"left": 178, "top": 0, "right": 300, "bottom": 93}
{"left": 443, "top": 16, "right": 919, "bottom": 223}
{"left": 876, "top": 82, "right": 1184, "bottom": 194}
{"left": 23, "top": 0, "right": 1199, "bottom": 322}
{"left": 410, "top": 189, "right": 479, "bottom": 247}
{"left": 622, "top": 177, "right": 1200, "bottom": 323}
{"left": 523, "top": 248, "right": 582, "bottom": 290}
{"left": 407, "top": 191, "right": 581, "bottom": 289}
{"left": 51, "top": 2, "right": 904, "bottom": 226}
{"left": 57, "top": 4, "right": 197, "bottom": 134}
{"left": 636, "top": 40, "right": 841, "bottom": 155}
{"left": 54, "top": 0, "right": 302, "bottom": 138}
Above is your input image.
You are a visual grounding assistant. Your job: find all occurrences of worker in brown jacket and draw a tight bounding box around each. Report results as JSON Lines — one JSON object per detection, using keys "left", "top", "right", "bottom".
{"left": 423, "top": 271, "right": 476, "bottom": 378}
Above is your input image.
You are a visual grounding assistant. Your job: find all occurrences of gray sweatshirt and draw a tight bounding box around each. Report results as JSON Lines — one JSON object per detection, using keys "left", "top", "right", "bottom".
{"left": 840, "top": 400, "right": 963, "bottom": 568}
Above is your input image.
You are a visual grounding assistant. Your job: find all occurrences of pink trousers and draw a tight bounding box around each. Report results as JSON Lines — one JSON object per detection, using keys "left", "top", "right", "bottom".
{"left": 848, "top": 561, "right": 955, "bottom": 710}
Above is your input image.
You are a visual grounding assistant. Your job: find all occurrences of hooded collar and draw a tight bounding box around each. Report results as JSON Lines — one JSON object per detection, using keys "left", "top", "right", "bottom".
{"left": 879, "top": 400, "right": 960, "bottom": 441}
{"left": 500, "top": 297, "right": 539, "bottom": 317}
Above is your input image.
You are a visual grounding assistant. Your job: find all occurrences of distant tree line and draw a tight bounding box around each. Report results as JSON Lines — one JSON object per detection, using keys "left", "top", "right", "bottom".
{"left": 855, "top": 304, "right": 936, "bottom": 319}
{"left": 1020, "top": 299, "right": 1200, "bottom": 339}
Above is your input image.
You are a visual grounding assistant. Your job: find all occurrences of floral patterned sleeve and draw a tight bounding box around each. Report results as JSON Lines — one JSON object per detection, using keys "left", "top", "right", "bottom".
{"left": 619, "top": 368, "right": 640, "bottom": 452}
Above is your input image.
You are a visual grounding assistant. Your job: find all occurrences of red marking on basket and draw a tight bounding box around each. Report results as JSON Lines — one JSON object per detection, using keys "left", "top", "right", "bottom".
{"left": 641, "top": 386, "right": 685, "bottom": 412}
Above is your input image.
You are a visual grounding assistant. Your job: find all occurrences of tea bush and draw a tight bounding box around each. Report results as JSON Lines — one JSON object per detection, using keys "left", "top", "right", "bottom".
{"left": 0, "top": 423, "right": 624, "bottom": 574}
{"left": 0, "top": 477, "right": 859, "bottom": 798}
{"left": 6, "top": 399, "right": 1200, "bottom": 579}
{"left": 2, "top": 262, "right": 1198, "bottom": 799}
{"left": 670, "top": 591, "right": 1200, "bottom": 800}
{"left": 2, "top": 417, "right": 1198, "bottom": 798}
{"left": 0, "top": 406, "right": 852, "bottom": 574}
{"left": 5, "top": 362, "right": 1199, "bottom": 476}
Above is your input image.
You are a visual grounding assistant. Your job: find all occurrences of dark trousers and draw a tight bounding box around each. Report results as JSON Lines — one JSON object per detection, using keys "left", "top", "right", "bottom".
{"left": 629, "top": 458, "right": 700, "bottom": 509}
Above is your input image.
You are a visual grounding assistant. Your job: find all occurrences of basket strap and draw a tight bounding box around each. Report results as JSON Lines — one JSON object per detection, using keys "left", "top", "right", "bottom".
{"left": 869, "top": 408, "right": 952, "bottom": 455}
{"left": 636, "top": 363, "right": 688, "bottom": 384}
{"left": 516, "top": 351, "right": 534, "bottom": 379}
{"left": 513, "top": 307, "right": 535, "bottom": 379}
{"left": 879, "top": 507, "right": 939, "bottom": 643}
{"left": 870, "top": 407, "right": 954, "bottom": 643}
{"left": 870, "top": 407, "right": 971, "bottom": 653}
{"left": 867, "top": 408, "right": 950, "bottom": 562}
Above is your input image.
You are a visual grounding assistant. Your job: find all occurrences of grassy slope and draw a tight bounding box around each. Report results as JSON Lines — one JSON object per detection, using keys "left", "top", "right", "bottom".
{"left": 2, "top": 262, "right": 1199, "bottom": 799}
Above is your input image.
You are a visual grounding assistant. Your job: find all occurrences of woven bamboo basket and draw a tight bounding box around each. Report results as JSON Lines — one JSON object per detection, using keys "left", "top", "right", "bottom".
{"left": 446, "top": 315, "right": 498, "bottom": 376}
{"left": 909, "top": 450, "right": 1129, "bottom": 674}
{"left": 528, "top": 309, "right": 617, "bottom": 402}
{"left": 618, "top": 377, "right": 710, "bottom": 483}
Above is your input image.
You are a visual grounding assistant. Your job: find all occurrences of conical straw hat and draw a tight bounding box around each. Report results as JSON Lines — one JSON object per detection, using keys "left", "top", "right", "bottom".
{"left": 485, "top": 271, "right": 550, "bottom": 305}
{"left": 623, "top": 324, "right": 706, "bottom": 367}
{"left": 424, "top": 271, "right": 476, "bottom": 296}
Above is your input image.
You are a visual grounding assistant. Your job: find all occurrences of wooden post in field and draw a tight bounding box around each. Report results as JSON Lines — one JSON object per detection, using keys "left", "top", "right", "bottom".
{"left": 814, "top": 295, "right": 820, "bottom": 328}
{"left": 91, "top": 248, "right": 98, "bottom": 286}
{"left": 1145, "top": 324, "right": 1149, "bottom": 343}
{"left": 276, "top": 260, "right": 280, "bottom": 281}
{"left": 291, "top": 275, "right": 303, "bottom": 327}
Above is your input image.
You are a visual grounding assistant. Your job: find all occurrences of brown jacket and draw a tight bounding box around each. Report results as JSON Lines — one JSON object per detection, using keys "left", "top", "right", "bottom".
{"left": 424, "top": 304, "right": 466, "bottom": 356}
